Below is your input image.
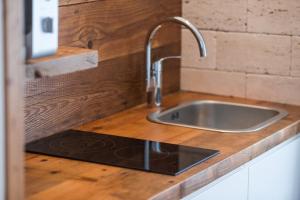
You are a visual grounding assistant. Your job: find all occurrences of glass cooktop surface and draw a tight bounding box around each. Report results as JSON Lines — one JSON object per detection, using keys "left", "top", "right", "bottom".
{"left": 26, "top": 130, "right": 219, "bottom": 176}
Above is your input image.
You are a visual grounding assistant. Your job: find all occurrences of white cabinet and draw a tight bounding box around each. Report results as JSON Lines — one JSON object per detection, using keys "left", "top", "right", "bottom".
{"left": 248, "top": 134, "right": 300, "bottom": 200}
{"left": 182, "top": 167, "right": 248, "bottom": 200}
{"left": 183, "top": 134, "right": 300, "bottom": 200}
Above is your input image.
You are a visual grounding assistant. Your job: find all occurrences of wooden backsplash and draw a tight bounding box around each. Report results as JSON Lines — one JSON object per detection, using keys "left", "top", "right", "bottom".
{"left": 25, "top": 0, "right": 181, "bottom": 142}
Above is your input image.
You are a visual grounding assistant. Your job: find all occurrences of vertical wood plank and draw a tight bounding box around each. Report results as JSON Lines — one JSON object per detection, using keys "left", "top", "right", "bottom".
{"left": 3, "top": 0, "right": 25, "bottom": 199}
{"left": 0, "top": 0, "right": 5, "bottom": 199}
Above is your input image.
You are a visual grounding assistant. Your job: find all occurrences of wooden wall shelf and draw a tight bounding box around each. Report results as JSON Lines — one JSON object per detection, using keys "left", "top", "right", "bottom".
{"left": 26, "top": 46, "right": 99, "bottom": 79}
{"left": 59, "top": 0, "right": 96, "bottom": 6}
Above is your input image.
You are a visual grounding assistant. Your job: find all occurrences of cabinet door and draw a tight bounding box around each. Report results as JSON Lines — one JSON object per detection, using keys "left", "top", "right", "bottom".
{"left": 248, "top": 135, "right": 300, "bottom": 200}
{"left": 183, "top": 166, "right": 248, "bottom": 200}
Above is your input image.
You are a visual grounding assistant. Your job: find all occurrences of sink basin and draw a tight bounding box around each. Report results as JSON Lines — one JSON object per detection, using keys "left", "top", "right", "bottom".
{"left": 148, "top": 100, "right": 288, "bottom": 133}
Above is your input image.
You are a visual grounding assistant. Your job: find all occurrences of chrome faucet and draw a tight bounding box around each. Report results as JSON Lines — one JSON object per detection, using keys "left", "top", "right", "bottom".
{"left": 145, "top": 16, "right": 207, "bottom": 107}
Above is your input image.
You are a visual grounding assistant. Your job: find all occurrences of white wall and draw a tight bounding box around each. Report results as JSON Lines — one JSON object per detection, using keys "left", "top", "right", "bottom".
{"left": 0, "top": 0, "right": 5, "bottom": 199}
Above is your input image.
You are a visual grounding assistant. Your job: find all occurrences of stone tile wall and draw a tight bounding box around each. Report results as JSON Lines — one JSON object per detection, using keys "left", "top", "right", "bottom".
{"left": 182, "top": 0, "right": 300, "bottom": 105}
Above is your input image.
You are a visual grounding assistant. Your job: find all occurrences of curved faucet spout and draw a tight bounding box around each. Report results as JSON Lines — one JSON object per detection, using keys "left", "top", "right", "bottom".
{"left": 145, "top": 16, "right": 207, "bottom": 107}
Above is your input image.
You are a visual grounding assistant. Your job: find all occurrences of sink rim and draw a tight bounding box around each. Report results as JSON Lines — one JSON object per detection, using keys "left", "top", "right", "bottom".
{"left": 147, "top": 100, "right": 288, "bottom": 133}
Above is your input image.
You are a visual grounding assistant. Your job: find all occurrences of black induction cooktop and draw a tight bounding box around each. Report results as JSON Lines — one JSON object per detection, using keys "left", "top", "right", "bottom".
{"left": 26, "top": 130, "right": 219, "bottom": 176}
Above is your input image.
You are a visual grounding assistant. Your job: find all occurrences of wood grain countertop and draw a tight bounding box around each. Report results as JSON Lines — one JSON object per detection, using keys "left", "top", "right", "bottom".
{"left": 25, "top": 92, "right": 300, "bottom": 200}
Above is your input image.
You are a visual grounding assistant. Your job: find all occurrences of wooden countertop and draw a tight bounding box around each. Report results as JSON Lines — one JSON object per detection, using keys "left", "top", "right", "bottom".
{"left": 26, "top": 92, "right": 300, "bottom": 200}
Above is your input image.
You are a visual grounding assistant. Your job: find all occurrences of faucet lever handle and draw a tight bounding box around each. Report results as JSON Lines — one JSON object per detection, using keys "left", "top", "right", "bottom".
{"left": 153, "top": 56, "right": 181, "bottom": 72}
{"left": 155, "top": 56, "right": 181, "bottom": 66}
{"left": 151, "top": 56, "right": 181, "bottom": 107}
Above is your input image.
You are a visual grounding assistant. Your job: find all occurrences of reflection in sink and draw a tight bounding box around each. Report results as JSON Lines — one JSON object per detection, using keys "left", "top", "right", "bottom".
{"left": 148, "top": 100, "right": 288, "bottom": 133}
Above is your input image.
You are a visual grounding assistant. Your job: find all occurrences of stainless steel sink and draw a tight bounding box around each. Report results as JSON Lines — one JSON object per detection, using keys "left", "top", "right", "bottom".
{"left": 148, "top": 100, "right": 288, "bottom": 133}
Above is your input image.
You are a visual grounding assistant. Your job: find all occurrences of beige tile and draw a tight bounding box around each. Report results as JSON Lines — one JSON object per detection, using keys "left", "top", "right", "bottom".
{"left": 291, "top": 0, "right": 300, "bottom": 35}
{"left": 181, "top": 68, "right": 246, "bottom": 97}
{"left": 183, "top": 0, "right": 247, "bottom": 32}
{"left": 216, "top": 32, "right": 291, "bottom": 76}
{"left": 182, "top": 29, "right": 216, "bottom": 69}
{"left": 292, "top": 37, "right": 300, "bottom": 77}
{"left": 292, "top": 36, "right": 300, "bottom": 77}
{"left": 246, "top": 74, "right": 300, "bottom": 105}
{"left": 247, "top": 0, "right": 293, "bottom": 35}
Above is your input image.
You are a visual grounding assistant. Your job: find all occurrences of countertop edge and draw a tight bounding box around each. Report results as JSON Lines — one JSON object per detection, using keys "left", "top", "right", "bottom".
{"left": 151, "top": 120, "right": 300, "bottom": 200}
